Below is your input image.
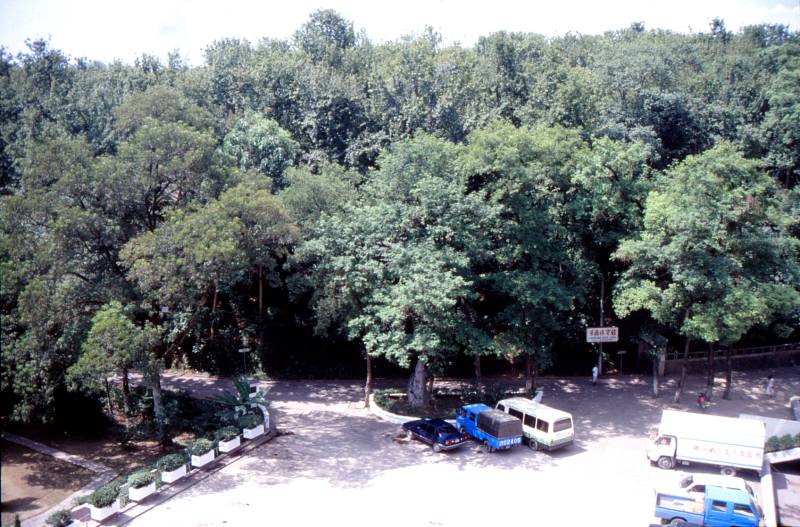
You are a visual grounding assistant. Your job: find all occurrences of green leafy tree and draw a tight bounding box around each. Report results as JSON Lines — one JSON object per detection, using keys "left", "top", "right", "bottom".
{"left": 66, "top": 301, "right": 139, "bottom": 413}
{"left": 221, "top": 112, "right": 299, "bottom": 191}
{"left": 613, "top": 143, "right": 800, "bottom": 402}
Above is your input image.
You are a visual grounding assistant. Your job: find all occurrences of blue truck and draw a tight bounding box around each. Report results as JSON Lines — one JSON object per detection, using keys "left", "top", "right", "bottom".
{"left": 455, "top": 403, "right": 523, "bottom": 453}
{"left": 654, "top": 485, "right": 763, "bottom": 527}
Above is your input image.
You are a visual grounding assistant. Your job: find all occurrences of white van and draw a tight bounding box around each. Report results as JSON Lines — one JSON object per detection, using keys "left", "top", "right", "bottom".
{"left": 495, "top": 397, "right": 574, "bottom": 451}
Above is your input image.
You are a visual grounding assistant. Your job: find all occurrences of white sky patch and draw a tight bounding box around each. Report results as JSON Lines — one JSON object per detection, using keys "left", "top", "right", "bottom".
{"left": 1, "top": 0, "right": 798, "bottom": 65}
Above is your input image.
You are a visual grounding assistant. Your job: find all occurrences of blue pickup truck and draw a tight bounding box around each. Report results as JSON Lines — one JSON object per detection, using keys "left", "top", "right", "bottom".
{"left": 456, "top": 403, "right": 523, "bottom": 453}
{"left": 654, "top": 485, "right": 763, "bottom": 527}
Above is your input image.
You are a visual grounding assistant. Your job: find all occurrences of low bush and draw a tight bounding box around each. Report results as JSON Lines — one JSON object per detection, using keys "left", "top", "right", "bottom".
{"left": 215, "top": 425, "right": 239, "bottom": 442}
{"left": 188, "top": 438, "right": 214, "bottom": 456}
{"left": 238, "top": 412, "right": 264, "bottom": 430}
{"left": 156, "top": 452, "right": 187, "bottom": 472}
{"left": 45, "top": 510, "right": 71, "bottom": 527}
{"left": 89, "top": 484, "right": 120, "bottom": 508}
{"left": 127, "top": 470, "right": 155, "bottom": 489}
{"left": 372, "top": 389, "right": 395, "bottom": 411}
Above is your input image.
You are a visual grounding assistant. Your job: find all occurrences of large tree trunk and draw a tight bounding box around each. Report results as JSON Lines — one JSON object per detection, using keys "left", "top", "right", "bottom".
{"left": 706, "top": 342, "right": 715, "bottom": 400}
{"left": 723, "top": 346, "right": 733, "bottom": 400}
{"left": 258, "top": 265, "right": 264, "bottom": 354}
{"left": 210, "top": 282, "right": 219, "bottom": 342}
{"left": 149, "top": 371, "right": 170, "bottom": 446}
{"left": 104, "top": 378, "right": 113, "bottom": 414}
{"left": 673, "top": 335, "right": 692, "bottom": 404}
{"left": 407, "top": 357, "right": 429, "bottom": 408}
{"left": 121, "top": 367, "right": 131, "bottom": 415}
{"left": 474, "top": 355, "right": 482, "bottom": 387}
{"left": 652, "top": 353, "right": 660, "bottom": 398}
{"left": 524, "top": 354, "right": 534, "bottom": 395}
{"left": 364, "top": 353, "right": 372, "bottom": 408}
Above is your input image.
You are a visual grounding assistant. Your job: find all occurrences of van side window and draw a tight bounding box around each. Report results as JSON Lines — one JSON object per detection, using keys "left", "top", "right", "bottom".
{"left": 509, "top": 408, "right": 523, "bottom": 420}
{"left": 497, "top": 404, "right": 505, "bottom": 412}
{"left": 733, "top": 504, "right": 754, "bottom": 518}
{"left": 536, "top": 419, "right": 549, "bottom": 433}
{"left": 524, "top": 414, "right": 535, "bottom": 428}
{"left": 553, "top": 418, "right": 572, "bottom": 432}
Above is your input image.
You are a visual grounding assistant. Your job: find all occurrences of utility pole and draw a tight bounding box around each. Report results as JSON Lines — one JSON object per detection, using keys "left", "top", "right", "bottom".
{"left": 598, "top": 274, "right": 604, "bottom": 376}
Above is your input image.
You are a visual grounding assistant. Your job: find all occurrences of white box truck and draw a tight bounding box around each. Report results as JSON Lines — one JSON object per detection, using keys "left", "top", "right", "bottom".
{"left": 647, "top": 410, "right": 765, "bottom": 476}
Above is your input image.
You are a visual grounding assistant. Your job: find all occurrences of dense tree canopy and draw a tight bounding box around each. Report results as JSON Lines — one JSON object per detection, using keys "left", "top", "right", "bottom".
{"left": 2, "top": 13, "right": 799, "bottom": 417}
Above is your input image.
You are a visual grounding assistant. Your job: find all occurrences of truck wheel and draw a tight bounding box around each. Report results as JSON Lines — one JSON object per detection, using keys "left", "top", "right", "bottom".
{"left": 720, "top": 466, "right": 736, "bottom": 477}
{"left": 667, "top": 518, "right": 686, "bottom": 526}
{"left": 432, "top": 443, "right": 442, "bottom": 453}
{"left": 657, "top": 456, "right": 675, "bottom": 470}
{"left": 459, "top": 427, "right": 465, "bottom": 434}
{"left": 527, "top": 439, "right": 539, "bottom": 451}
{"left": 483, "top": 441, "right": 493, "bottom": 453}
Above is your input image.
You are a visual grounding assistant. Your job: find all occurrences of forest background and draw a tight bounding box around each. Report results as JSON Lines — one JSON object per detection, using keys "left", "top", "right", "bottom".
{"left": 1, "top": 11, "right": 799, "bottom": 434}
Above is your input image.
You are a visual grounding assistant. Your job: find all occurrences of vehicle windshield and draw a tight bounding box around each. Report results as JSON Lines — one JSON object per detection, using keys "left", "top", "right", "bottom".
{"left": 436, "top": 423, "right": 457, "bottom": 435}
{"left": 553, "top": 418, "right": 572, "bottom": 432}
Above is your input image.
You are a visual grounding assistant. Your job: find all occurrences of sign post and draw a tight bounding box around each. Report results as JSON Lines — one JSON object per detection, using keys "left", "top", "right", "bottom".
{"left": 238, "top": 347, "right": 251, "bottom": 375}
{"left": 587, "top": 326, "right": 619, "bottom": 377}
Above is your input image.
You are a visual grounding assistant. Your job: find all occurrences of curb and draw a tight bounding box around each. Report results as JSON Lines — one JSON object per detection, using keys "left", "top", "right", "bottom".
{"left": 367, "top": 394, "right": 420, "bottom": 425}
{"left": 366, "top": 394, "right": 458, "bottom": 428}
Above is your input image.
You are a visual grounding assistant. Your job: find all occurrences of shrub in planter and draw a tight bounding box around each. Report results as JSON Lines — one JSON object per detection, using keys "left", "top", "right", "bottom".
{"left": 127, "top": 471, "right": 157, "bottom": 501}
{"left": 128, "top": 471, "right": 156, "bottom": 489}
{"left": 88, "top": 484, "right": 120, "bottom": 520}
{"left": 189, "top": 438, "right": 216, "bottom": 468}
{"left": 779, "top": 434, "right": 795, "bottom": 451}
{"left": 157, "top": 452, "right": 188, "bottom": 483}
{"left": 45, "top": 510, "right": 72, "bottom": 527}
{"left": 238, "top": 412, "right": 265, "bottom": 438}
{"left": 215, "top": 425, "right": 240, "bottom": 442}
{"left": 156, "top": 452, "right": 187, "bottom": 472}
{"left": 766, "top": 436, "right": 781, "bottom": 453}
{"left": 215, "top": 425, "right": 241, "bottom": 453}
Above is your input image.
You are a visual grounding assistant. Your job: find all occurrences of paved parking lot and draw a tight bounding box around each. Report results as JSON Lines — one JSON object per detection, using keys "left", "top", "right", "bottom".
{"left": 126, "top": 370, "right": 797, "bottom": 526}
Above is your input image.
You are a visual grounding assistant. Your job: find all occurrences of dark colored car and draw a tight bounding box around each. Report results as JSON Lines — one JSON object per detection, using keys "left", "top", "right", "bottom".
{"left": 402, "top": 418, "right": 469, "bottom": 452}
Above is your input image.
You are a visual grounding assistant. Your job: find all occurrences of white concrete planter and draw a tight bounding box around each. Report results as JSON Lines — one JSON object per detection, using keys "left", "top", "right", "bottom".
{"left": 128, "top": 481, "right": 156, "bottom": 502}
{"left": 160, "top": 464, "right": 187, "bottom": 484}
{"left": 218, "top": 435, "right": 241, "bottom": 453}
{"left": 90, "top": 500, "right": 120, "bottom": 521}
{"left": 243, "top": 424, "right": 265, "bottom": 439}
{"left": 191, "top": 449, "right": 215, "bottom": 468}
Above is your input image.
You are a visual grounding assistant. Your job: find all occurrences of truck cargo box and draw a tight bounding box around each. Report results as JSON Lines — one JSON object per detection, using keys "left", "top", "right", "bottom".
{"left": 477, "top": 409, "right": 522, "bottom": 439}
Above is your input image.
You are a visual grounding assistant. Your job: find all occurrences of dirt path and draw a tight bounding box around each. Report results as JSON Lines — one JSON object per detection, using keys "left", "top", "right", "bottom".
{"left": 0, "top": 440, "right": 96, "bottom": 526}
{"left": 121, "top": 367, "right": 798, "bottom": 526}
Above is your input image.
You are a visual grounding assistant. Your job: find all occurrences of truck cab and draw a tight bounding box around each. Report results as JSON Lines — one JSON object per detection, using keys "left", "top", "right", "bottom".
{"left": 456, "top": 403, "right": 522, "bottom": 453}
{"left": 655, "top": 485, "right": 764, "bottom": 527}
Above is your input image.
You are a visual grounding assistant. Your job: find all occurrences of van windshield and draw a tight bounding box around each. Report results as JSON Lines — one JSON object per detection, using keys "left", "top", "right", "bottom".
{"left": 553, "top": 418, "right": 572, "bottom": 432}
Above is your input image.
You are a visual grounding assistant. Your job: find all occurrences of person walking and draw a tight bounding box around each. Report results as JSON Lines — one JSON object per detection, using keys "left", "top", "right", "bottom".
{"left": 592, "top": 365, "right": 598, "bottom": 385}
{"left": 765, "top": 375, "right": 775, "bottom": 397}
